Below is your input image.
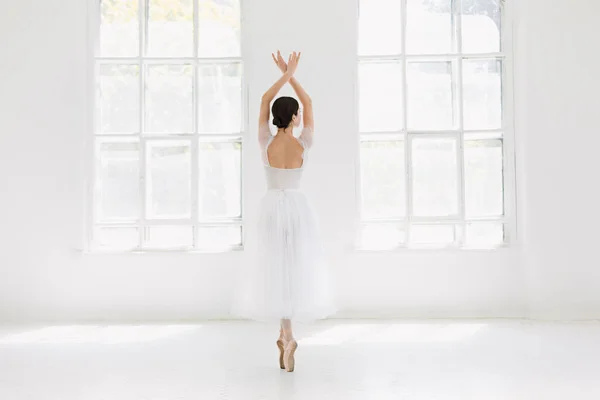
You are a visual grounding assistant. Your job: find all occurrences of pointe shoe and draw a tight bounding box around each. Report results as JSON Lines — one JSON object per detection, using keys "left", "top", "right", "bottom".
{"left": 283, "top": 339, "right": 298, "bottom": 372}
{"left": 276, "top": 338, "right": 286, "bottom": 369}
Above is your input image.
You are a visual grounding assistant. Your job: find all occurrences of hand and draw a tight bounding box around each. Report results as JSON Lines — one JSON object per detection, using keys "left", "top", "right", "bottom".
{"left": 286, "top": 51, "right": 301, "bottom": 77}
{"left": 271, "top": 50, "right": 288, "bottom": 74}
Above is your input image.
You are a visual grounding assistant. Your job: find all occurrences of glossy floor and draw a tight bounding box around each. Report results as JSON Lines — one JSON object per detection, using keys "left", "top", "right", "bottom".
{"left": 1, "top": 320, "right": 599, "bottom": 399}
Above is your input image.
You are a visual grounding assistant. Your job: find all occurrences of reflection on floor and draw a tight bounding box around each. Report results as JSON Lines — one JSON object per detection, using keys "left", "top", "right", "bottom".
{"left": 1, "top": 320, "right": 599, "bottom": 399}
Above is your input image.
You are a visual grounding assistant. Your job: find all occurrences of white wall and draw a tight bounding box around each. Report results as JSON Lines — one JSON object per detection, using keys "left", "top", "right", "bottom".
{"left": 514, "top": 0, "right": 600, "bottom": 319}
{"left": 0, "top": 0, "right": 597, "bottom": 323}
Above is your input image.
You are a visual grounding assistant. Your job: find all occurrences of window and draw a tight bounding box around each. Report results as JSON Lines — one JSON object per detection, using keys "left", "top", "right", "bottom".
{"left": 91, "top": 0, "right": 243, "bottom": 251}
{"left": 358, "top": 0, "right": 511, "bottom": 249}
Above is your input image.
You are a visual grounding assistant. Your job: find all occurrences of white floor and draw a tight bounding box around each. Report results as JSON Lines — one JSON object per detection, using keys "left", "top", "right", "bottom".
{"left": 1, "top": 320, "right": 599, "bottom": 399}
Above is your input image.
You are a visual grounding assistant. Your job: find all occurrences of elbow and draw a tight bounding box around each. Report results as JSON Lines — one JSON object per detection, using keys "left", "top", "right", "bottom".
{"left": 303, "top": 96, "right": 313, "bottom": 106}
{"left": 261, "top": 94, "right": 271, "bottom": 104}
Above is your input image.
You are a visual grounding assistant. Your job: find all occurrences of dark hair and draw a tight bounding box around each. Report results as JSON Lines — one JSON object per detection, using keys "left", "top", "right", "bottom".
{"left": 271, "top": 96, "right": 299, "bottom": 129}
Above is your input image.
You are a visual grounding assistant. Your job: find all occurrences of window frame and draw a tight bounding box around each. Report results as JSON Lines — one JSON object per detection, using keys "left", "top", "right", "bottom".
{"left": 355, "top": 0, "right": 516, "bottom": 250}
{"left": 85, "top": 0, "right": 247, "bottom": 253}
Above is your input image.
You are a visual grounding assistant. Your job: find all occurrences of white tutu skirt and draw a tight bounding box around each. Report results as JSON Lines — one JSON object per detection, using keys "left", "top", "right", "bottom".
{"left": 232, "top": 189, "right": 336, "bottom": 323}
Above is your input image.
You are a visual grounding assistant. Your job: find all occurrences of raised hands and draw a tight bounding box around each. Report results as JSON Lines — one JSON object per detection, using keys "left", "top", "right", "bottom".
{"left": 271, "top": 50, "right": 287, "bottom": 74}
{"left": 286, "top": 51, "right": 300, "bottom": 76}
{"left": 271, "top": 50, "right": 301, "bottom": 77}
{"left": 262, "top": 50, "right": 312, "bottom": 131}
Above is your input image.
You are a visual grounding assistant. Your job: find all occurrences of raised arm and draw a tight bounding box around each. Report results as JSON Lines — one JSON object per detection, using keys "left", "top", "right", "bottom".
{"left": 273, "top": 51, "right": 313, "bottom": 132}
{"left": 259, "top": 72, "right": 291, "bottom": 127}
{"left": 258, "top": 55, "right": 293, "bottom": 148}
{"left": 289, "top": 76, "right": 313, "bottom": 131}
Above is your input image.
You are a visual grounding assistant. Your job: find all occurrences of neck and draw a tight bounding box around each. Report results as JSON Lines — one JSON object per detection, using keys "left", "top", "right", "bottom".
{"left": 277, "top": 126, "right": 294, "bottom": 135}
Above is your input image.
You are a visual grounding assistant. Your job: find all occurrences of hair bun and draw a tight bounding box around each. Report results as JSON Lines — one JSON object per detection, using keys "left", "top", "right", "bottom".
{"left": 271, "top": 96, "right": 299, "bottom": 129}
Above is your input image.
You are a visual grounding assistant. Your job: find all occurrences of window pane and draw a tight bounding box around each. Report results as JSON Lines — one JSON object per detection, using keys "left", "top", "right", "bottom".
{"left": 461, "top": 0, "right": 502, "bottom": 53}
{"left": 198, "top": 0, "right": 241, "bottom": 57}
{"left": 410, "top": 224, "right": 455, "bottom": 245}
{"left": 360, "top": 140, "right": 406, "bottom": 218}
{"left": 464, "top": 131, "right": 502, "bottom": 140}
{"left": 465, "top": 140, "right": 503, "bottom": 217}
{"left": 463, "top": 59, "right": 502, "bottom": 130}
{"left": 147, "top": 141, "right": 191, "bottom": 219}
{"left": 145, "top": 65, "right": 193, "bottom": 133}
{"left": 407, "top": 62, "right": 455, "bottom": 130}
{"left": 359, "top": 62, "right": 403, "bottom": 132}
{"left": 96, "top": 139, "right": 140, "bottom": 221}
{"left": 412, "top": 138, "right": 458, "bottom": 216}
{"left": 95, "top": 227, "right": 139, "bottom": 250}
{"left": 197, "top": 226, "right": 242, "bottom": 250}
{"left": 99, "top": 65, "right": 139, "bottom": 134}
{"left": 147, "top": 0, "right": 193, "bottom": 57}
{"left": 407, "top": 0, "right": 453, "bottom": 54}
{"left": 100, "top": 0, "right": 139, "bottom": 57}
{"left": 145, "top": 226, "right": 193, "bottom": 249}
{"left": 465, "top": 222, "right": 504, "bottom": 248}
{"left": 359, "top": 224, "right": 405, "bottom": 250}
{"left": 358, "top": 0, "right": 402, "bottom": 56}
{"left": 198, "top": 64, "right": 243, "bottom": 133}
{"left": 198, "top": 142, "right": 241, "bottom": 219}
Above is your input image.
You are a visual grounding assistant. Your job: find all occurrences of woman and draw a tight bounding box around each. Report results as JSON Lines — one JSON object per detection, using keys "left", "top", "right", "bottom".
{"left": 233, "top": 51, "right": 335, "bottom": 372}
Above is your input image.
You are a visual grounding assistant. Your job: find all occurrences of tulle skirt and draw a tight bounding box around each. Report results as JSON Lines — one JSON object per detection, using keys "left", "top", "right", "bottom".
{"left": 232, "top": 189, "right": 336, "bottom": 323}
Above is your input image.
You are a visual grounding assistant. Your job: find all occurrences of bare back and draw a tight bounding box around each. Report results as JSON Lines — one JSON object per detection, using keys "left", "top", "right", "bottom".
{"left": 259, "top": 124, "right": 314, "bottom": 170}
{"left": 267, "top": 134, "right": 305, "bottom": 169}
